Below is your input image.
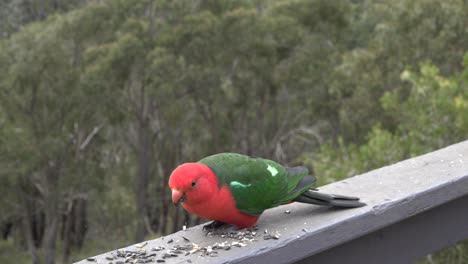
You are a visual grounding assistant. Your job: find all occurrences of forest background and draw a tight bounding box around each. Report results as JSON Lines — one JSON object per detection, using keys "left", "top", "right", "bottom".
{"left": 0, "top": 0, "right": 467, "bottom": 263}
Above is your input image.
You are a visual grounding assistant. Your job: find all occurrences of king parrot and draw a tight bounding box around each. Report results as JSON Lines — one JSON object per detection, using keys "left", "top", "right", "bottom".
{"left": 168, "top": 153, "right": 365, "bottom": 229}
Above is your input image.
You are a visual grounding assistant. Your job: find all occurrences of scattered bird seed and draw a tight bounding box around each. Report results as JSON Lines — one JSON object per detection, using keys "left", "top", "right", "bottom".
{"left": 189, "top": 243, "right": 201, "bottom": 254}
{"left": 205, "top": 246, "right": 212, "bottom": 254}
{"left": 264, "top": 231, "right": 281, "bottom": 240}
{"left": 231, "top": 241, "right": 246, "bottom": 247}
{"left": 140, "top": 253, "right": 156, "bottom": 259}
{"left": 174, "top": 244, "right": 192, "bottom": 251}
{"left": 151, "top": 246, "right": 165, "bottom": 251}
{"left": 136, "top": 242, "right": 147, "bottom": 248}
{"left": 101, "top": 227, "right": 273, "bottom": 262}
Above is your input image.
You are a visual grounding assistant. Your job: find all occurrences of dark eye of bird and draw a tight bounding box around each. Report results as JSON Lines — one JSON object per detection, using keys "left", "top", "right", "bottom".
{"left": 191, "top": 181, "right": 196, "bottom": 187}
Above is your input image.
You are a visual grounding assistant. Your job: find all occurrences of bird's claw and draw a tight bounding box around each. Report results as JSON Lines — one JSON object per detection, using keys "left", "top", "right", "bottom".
{"left": 203, "top": 221, "right": 238, "bottom": 235}
{"left": 203, "top": 220, "right": 228, "bottom": 231}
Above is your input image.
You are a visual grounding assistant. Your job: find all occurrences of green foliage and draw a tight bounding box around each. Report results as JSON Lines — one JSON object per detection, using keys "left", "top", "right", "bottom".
{"left": 0, "top": 0, "right": 467, "bottom": 263}
{"left": 0, "top": 0, "right": 88, "bottom": 38}
{"left": 307, "top": 126, "right": 405, "bottom": 185}
{"left": 0, "top": 240, "right": 30, "bottom": 264}
{"left": 328, "top": 0, "right": 467, "bottom": 141}
{"left": 311, "top": 59, "right": 468, "bottom": 181}
{"left": 419, "top": 240, "right": 468, "bottom": 264}
{"left": 382, "top": 62, "right": 468, "bottom": 155}
{"left": 307, "top": 59, "right": 468, "bottom": 263}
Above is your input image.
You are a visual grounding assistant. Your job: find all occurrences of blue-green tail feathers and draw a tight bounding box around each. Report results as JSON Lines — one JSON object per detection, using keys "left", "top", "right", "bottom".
{"left": 285, "top": 166, "right": 366, "bottom": 208}
{"left": 294, "top": 189, "right": 366, "bottom": 208}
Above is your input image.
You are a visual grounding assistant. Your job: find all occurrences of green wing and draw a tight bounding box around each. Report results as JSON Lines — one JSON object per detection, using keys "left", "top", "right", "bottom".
{"left": 199, "top": 153, "right": 312, "bottom": 215}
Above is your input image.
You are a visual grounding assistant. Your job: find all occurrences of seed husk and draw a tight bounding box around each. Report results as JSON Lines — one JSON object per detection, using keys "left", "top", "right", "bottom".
{"left": 136, "top": 242, "right": 147, "bottom": 248}
{"left": 151, "top": 246, "right": 165, "bottom": 251}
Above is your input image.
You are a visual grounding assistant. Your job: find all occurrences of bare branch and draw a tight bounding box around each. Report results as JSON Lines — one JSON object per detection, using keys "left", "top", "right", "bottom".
{"left": 79, "top": 126, "right": 102, "bottom": 151}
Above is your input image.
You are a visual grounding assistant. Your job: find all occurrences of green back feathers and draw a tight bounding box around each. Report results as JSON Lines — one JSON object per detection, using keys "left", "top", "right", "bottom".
{"left": 283, "top": 166, "right": 315, "bottom": 202}
{"left": 199, "top": 153, "right": 314, "bottom": 215}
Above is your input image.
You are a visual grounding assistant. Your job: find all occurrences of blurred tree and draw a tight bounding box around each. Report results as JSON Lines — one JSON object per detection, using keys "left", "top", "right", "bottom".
{"left": 0, "top": 0, "right": 90, "bottom": 38}
{"left": 328, "top": 0, "right": 467, "bottom": 142}
{"left": 307, "top": 58, "right": 468, "bottom": 182}
{"left": 0, "top": 0, "right": 467, "bottom": 263}
{"left": 304, "top": 58, "right": 468, "bottom": 263}
{"left": 0, "top": 6, "right": 113, "bottom": 263}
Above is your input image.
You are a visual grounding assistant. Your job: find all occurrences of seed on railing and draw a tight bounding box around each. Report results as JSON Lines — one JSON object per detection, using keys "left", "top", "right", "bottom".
{"left": 136, "top": 242, "right": 147, "bottom": 248}
{"left": 151, "top": 246, "right": 165, "bottom": 251}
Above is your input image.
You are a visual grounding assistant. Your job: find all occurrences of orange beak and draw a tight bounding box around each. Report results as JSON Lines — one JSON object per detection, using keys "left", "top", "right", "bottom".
{"left": 172, "top": 189, "right": 186, "bottom": 206}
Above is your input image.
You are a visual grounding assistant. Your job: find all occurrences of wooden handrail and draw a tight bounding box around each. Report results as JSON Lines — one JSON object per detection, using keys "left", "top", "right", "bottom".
{"left": 76, "top": 141, "right": 468, "bottom": 264}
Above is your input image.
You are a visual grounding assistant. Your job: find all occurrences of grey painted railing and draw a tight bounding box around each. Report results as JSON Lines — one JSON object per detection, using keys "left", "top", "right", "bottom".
{"left": 77, "top": 141, "right": 468, "bottom": 264}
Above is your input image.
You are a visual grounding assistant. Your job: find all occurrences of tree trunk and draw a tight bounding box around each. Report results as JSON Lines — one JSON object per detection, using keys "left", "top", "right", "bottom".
{"left": 61, "top": 200, "right": 73, "bottom": 264}
{"left": 1, "top": 221, "right": 13, "bottom": 240}
{"left": 159, "top": 167, "right": 169, "bottom": 235}
{"left": 135, "top": 111, "right": 150, "bottom": 242}
{"left": 43, "top": 204, "right": 58, "bottom": 264}
{"left": 172, "top": 207, "right": 180, "bottom": 234}
{"left": 20, "top": 194, "right": 39, "bottom": 264}
{"left": 41, "top": 162, "right": 60, "bottom": 264}
{"left": 73, "top": 197, "right": 87, "bottom": 248}
{"left": 60, "top": 196, "right": 87, "bottom": 263}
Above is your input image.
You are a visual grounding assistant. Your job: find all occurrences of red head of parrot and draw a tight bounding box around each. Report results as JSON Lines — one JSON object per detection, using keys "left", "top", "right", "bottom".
{"left": 168, "top": 162, "right": 259, "bottom": 228}
{"left": 168, "top": 162, "right": 217, "bottom": 205}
